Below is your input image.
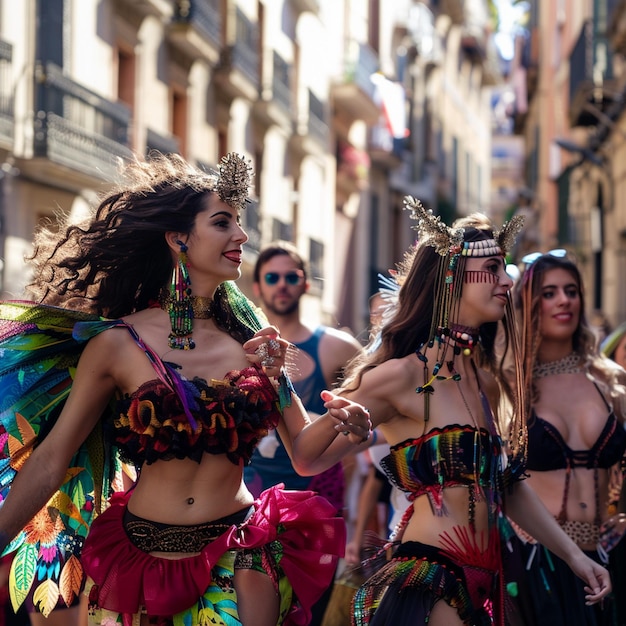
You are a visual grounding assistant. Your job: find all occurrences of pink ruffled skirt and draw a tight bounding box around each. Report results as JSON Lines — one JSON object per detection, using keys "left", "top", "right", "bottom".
{"left": 82, "top": 485, "right": 345, "bottom": 625}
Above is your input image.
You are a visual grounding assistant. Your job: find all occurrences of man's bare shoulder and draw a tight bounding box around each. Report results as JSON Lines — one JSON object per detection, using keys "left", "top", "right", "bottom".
{"left": 320, "top": 325, "right": 363, "bottom": 352}
{"left": 319, "top": 326, "right": 363, "bottom": 366}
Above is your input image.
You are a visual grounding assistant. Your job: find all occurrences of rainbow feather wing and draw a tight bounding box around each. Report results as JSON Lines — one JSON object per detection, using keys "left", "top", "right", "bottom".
{"left": 0, "top": 301, "right": 119, "bottom": 615}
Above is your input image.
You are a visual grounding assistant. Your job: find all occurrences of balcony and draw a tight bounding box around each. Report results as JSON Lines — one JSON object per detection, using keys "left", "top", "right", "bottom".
{"left": 0, "top": 39, "right": 14, "bottom": 149}
{"left": 307, "top": 89, "right": 328, "bottom": 143}
{"left": 368, "top": 124, "right": 403, "bottom": 169}
{"left": 214, "top": 8, "right": 259, "bottom": 101}
{"left": 146, "top": 128, "right": 180, "bottom": 155}
{"left": 254, "top": 51, "right": 292, "bottom": 128}
{"left": 288, "top": 0, "right": 320, "bottom": 16}
{"left": 170, "top": 0, "right": 221, "bottom": 63}
{"left": 368, "top": 75, "right": 405, "bottom": 169}
{"left": 127, "top": 0, "right": 175, "bottom": 19}
{"left": 290, "top": 89, "right": 328, "bottom": 155}
{"left": 569, "top": 19, "right": 616, "bottom": 127}
{"left": 331, "top": 41, "right": 380, "bottom": 124}
{"left": 32, "top": 62, "right": 131, "bottom": 181}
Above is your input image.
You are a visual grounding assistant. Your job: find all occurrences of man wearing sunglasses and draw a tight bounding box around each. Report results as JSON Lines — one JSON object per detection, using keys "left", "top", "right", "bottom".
{"left": 245, "top": 241, "right": 363, "bottom": 626}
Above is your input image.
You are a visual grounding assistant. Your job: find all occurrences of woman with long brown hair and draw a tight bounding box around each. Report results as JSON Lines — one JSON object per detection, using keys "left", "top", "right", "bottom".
{"left": 0, "top": 153, "right": 371, "bottom": 626}
{"left": 511, "top": 251, "right": 626, "bottom": 625}
{"left": 337, "top": 204, "right": 610, "bottom": 625}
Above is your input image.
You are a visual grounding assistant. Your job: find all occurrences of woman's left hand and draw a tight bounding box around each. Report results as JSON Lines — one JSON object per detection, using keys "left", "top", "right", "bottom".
{"left": 244, "top": 327, "right": 291, "bottom": 377}
{"left": 321, "top": 390, "right": 372, "bottom": 445}
{"left": 568, "top": 551, "right": 612, "bottom": 605}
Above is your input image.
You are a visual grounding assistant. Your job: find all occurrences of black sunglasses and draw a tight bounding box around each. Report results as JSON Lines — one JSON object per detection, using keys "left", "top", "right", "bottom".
{"left": 264, "top": 271, "right": 304, "bottom": 286}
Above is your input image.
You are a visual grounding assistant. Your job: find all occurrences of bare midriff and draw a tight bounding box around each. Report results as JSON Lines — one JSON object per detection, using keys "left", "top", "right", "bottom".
{"left": 401, "top": 485, "right": 491, "bottom": 549}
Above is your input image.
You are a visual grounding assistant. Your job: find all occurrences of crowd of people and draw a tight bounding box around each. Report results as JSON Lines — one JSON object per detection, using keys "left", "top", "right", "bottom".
{"left": 0, "top": 152, "right": 623, "bottom": 626}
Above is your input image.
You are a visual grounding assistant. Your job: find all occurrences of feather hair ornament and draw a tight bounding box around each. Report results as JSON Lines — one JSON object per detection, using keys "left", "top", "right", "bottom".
{"left": 494, "top": 214, "right": 525, "bottom": 257}
{"left": 403, "top": 196, "right": 464, "bottom": 256}
{"left": 403, "top": 195, "right": 525, "bottom": 258}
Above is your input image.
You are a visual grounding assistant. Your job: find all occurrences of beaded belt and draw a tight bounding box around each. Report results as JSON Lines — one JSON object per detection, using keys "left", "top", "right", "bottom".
{"left": 559, "top": 519, "right": 600, "bottom": 547}
{"left": 123, "top": 505, "right": 253, "bottom": 553}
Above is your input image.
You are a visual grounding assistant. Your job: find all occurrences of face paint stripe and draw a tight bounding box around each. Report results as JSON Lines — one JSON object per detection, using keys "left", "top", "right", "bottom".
{"left": 463, "top": 270, "right": 499, "bottom": 284}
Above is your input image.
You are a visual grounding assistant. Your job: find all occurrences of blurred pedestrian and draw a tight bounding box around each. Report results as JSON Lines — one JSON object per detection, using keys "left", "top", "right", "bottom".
{"left": 245, "top": 240, "right": 363, "bottom": 626}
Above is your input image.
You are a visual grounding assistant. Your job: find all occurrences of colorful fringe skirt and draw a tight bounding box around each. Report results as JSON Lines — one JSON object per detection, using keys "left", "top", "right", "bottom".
{"left": 352, "top": 534, "right": 502, "bottom": 626}
{"left": 81, "top": 485, "right": 345, "bottom": 626}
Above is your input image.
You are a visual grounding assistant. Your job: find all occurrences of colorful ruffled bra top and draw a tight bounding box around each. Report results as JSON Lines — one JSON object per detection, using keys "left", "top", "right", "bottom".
{"left": 380, "top": 423, "right": 525, "bottom": 528}
{"left": 381, "top": 424, "right": 502, "bottom": 503}
{"left": 110, "top": 366, "right": 281, "bottom": 466}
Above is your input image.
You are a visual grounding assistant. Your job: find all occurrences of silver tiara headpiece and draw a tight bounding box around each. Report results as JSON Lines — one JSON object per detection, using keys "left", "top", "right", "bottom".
{"left": 216, "top": 153, "right": 252, "bottom": 211}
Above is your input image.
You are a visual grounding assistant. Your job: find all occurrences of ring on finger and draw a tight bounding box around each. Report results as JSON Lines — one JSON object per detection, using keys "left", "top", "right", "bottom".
{"left": 261, "top": 356, "right": 275, "bottom": 367}
{"left": 268, "top": 338, "right": 280, "bottom": 352}
{"left": 256, "top": 343, "right": 269, "bottom": 359}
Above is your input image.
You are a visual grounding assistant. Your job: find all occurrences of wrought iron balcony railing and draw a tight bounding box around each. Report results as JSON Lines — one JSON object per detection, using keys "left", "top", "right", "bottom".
{"left": 230, "top": 7, "right": 258, "bottom": 83}
{"left": 307, "top": 89, "right": 327, "bottom": 142}
{"left": 33, "top": 62, "right": 131, "bottom": 179}
{"left": 272, "top": 51, "right": 291, "bottom": 112}
{"left": 173, "top": 0, "right": 221, "bottom": 50}
{"left": 569, "top": 19, "right": 614, "bottom": 127}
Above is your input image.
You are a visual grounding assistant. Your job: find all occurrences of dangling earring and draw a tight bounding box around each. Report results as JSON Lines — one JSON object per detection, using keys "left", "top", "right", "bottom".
{"left": 167, "top": 240, "right": 195, "bottom": 350}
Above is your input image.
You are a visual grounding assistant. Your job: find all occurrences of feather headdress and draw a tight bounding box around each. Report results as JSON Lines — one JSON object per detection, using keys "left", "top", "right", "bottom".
{"left": 404, "top": 196, "right": 524, "bottom": 258}
{"left": 400, "top": 197, "right": 527, "bottom": 462}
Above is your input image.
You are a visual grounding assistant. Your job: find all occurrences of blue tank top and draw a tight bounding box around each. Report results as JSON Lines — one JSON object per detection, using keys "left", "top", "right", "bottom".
{"left": 291, "top": 327, "right": 328, "bottom": 415}
{"left": 244, "top": 327, "right": 345, "bottom": 511}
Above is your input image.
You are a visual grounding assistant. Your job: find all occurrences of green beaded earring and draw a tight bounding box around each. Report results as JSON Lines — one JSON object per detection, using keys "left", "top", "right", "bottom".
{"left": 167, "top": 240, "right": 195, "bottom": 350}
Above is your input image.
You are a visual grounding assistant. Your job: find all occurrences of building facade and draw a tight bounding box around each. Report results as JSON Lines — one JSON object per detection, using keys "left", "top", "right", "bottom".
{"left": 0, "top": 0, "right": 498, "bottom": 336}
{"left": 518, "top": 0, "right": 626, "bottom": 326}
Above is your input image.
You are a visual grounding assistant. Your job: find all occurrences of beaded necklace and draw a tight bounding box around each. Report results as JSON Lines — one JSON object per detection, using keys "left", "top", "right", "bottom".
{"left": 414, "top": 323, "right": 480, "bottom": 394}
{"left": 533, "top": 353, "right": 582, "bottom": 379}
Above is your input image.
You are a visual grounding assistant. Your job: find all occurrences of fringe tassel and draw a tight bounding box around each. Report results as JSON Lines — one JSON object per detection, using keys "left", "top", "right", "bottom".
{"left": 167, "top": 242, "right": 195, "bottom": 350}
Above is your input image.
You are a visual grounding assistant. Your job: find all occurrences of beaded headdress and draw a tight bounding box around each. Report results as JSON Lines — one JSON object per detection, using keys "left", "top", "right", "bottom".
{"left": 404, "top": 196, "right": 524, "bottom": 345}
{"left": 403, "top": 196, "right": 527, "bottom": 461}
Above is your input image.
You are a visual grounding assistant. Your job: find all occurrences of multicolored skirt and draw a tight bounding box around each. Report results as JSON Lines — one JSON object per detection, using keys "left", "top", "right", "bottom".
{"left": 82, "top": 485, "right": 345, "bottom": 626}
{"left": 352, "top": 531, "right": 502, "bottom": 626}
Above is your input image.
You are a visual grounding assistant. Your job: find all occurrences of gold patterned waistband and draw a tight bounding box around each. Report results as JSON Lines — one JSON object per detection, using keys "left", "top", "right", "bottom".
{"left": 123, "top": 505, "right": 253, "bottom": 553}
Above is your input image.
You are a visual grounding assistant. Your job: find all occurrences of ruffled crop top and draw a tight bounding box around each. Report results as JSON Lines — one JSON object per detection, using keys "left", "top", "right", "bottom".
{"left": 110, "top": 367, "right": 281, "bottom": 466}
{"left": 380, "top": 425, "right": 504, "bottom": 504}
{"left": 103, "top": 322, "right": 283, "bottom": 467}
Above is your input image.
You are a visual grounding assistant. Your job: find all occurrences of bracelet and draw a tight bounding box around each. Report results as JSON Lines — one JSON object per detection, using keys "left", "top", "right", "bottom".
{"left": 273, "top": 370, "right": 296, "bottom": 410}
